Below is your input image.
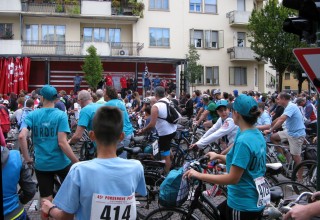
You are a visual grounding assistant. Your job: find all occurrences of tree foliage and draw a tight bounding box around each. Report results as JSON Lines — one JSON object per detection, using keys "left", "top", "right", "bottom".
{"left": 81, "top": 45, "right": 104, "bottom": 90}
{"left": 185, "top": 44, "right": 203, "bottom": 88}
{"left": 247, "top": 0, "right": 304, "bottom": 91}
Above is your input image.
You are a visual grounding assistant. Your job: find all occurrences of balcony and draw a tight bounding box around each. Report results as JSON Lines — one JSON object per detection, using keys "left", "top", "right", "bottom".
{"left": 21, "top": 2, "right": 81, "bottom": 15}
{"left": 0, "top": 0, "right": 21, "bottom": 12}
{"left": 22, "top": 41, "right": 143, "bottom": 56}
{"left": 0, "top": 40, "right": 22, "bottom": 54}
{"left": 227, "top": 46, "right": 266, "bottom": 63}
{"left": 81, "top": 0, "right": 111, "bottom": 16}
{"left": 226, "top": 11, "right": 251, "bottom": 27}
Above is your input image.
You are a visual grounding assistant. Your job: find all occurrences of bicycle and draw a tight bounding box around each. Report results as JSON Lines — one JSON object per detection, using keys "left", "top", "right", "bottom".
{"left": 145, "top": 156, "right": 221, "bottom": 220}
{"left": 291, "top": 160, "right": 317, "bottom": 191}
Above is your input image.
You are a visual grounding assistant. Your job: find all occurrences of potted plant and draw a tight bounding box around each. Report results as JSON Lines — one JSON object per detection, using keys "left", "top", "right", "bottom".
{"left": 112, "top": 0, "right": 121, "bottom": 15}
{"left": 128, "top": 0, "right": 144, "bottom": 18}
{"left": 0, "top": 28, "right": 14, "bottom": 40}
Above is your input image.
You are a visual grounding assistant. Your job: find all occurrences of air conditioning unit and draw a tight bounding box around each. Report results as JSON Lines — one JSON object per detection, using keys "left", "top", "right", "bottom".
{"left": 119, "top": 49, "right": 128, "bottom": 56}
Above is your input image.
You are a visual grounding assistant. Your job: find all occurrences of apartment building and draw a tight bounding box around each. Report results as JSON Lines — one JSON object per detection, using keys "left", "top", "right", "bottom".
{"left": 0, "top": 0, "right": 276, "bottom": 95}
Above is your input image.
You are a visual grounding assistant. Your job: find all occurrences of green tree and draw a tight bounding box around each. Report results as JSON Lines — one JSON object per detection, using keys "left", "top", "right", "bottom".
{"left": 81, "top": 45, "right": 104, "bottom": 91}
{"left": 248, "top": 0, "right": 304, "bottom": 91}
{"left": 185, "top": 44, "right": 203, "bottom": 91}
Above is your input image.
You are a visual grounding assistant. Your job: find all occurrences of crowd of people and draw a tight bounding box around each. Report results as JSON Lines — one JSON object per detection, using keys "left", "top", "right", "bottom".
{"left": 1, "top": 83, "right": 319, "bottom": 220}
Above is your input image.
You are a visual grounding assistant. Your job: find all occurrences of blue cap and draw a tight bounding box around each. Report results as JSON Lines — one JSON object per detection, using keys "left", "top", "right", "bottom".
{"left": 40, "top": 85, "right": 58, "bottom": 101}
{"left": 216, "top": 100, "right": 228, "bottom": 109}
{"left": 233, "top": 94, "right": 257, "bottom": 117}
{"left": 233, "top": 89, "right": 239, "bottom": 97}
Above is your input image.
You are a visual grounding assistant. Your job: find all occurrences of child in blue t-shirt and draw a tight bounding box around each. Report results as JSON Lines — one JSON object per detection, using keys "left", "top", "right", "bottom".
{"left": 42, "top": 106, "right": 147, "bottom": 220}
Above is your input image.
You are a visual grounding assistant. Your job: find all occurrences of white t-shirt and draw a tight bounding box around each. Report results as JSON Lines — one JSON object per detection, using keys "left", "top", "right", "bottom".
{"left": 153, "top": 97, "right": 177, "bottom": 136}
{"left": 74, "top": 102, "right": 81, "bottom": 120}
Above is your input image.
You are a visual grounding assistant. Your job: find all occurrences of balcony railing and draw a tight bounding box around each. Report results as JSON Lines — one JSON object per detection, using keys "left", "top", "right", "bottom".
{"left": 226, "top": 10, "right": 251, "bottom": 26}
{"left": 22, "top": 41, "right": 143, "bottom": 56}
{"left": 21, "top": 2, "right": 80, "bottom": 15}
{"left": 227, "top": 46, "right": 267, "bottom": 63}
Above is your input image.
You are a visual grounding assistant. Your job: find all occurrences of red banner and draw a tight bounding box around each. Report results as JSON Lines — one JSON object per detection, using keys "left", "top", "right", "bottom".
{"left": 0, "top": 57, "right": 30, "bottom": 95}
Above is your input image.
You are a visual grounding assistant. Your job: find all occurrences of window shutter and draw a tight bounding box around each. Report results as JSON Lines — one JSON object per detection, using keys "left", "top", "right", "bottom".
{"left": 205, "top": 30, "right": 211, "bottom": 48}
{"left": 190, "top": 29, "right": 194, "bottom": 46}
{"left": 218, "top": 30, "right": 224, "bottom": 48}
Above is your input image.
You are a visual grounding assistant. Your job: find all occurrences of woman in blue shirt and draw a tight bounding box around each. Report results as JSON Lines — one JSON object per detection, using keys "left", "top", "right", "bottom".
{"left": 184, "top": 94, "right": 267, "bottom": 220}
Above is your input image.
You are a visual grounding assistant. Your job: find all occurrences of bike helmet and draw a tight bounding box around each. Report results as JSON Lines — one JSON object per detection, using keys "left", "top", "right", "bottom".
{"left": 144, "top": 144, "right": 153, "bottom": 154}
{"left": 143, "top": 97, "right": 151, "bottom": 104}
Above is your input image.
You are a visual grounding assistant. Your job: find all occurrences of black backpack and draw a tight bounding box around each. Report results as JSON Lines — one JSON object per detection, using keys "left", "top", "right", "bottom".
{"left": 158, "top": 100, "right": 180, "bottom": 124}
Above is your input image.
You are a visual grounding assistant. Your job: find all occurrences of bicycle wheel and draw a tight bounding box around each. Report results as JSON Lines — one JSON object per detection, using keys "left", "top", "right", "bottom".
{"left": 145, "top": 207, "right": 200, "bottom": 220}
{"left": 291, "top": 160, "right": 317, "bottom": 191}
{"left": 171, "top": 145, "right": 185, "bottom": 169}
{"left": 274, "top": 181, "right": 313, "bottom": 201}
{"left": 136, "top": 172, "right": 164, "bottom": 219}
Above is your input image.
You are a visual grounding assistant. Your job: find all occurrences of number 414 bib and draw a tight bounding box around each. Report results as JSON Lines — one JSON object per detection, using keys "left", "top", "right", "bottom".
{"left": 90, "top": 193, "right": 136, "bottom": 220}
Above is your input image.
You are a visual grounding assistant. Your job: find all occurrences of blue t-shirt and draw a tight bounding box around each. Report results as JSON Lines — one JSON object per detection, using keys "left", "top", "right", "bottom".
{"left": 77, "top": 103, "right": 102, "bottom": 131}
{"left": 105, "top": 99, "right": 134, "bottom": 136}
{"left": 53, "top": 158, "right": 147, "bottom": 220}
{"left": 152, "top": 78, "right": 161, "bottom": 87}
{"left": 22, "top": 108, "right": 71, "bottom": 171}
{"left": 283, "top": 102, "right": 306, "bottom": 137}
{"left": 256, "top": 111, "right": 271, "bottom": 126}
{"left": 226, "top": 128, "right": 266, "bottom": 212}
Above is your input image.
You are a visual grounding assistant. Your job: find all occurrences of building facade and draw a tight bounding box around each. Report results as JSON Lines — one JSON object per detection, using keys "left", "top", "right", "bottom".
{"left": 0, "top": 0, "right": 277, "bottom": 95}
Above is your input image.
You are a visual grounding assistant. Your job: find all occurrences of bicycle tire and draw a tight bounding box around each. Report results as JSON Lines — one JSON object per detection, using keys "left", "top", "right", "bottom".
{"left": 137, "top": 172, "right": 164, "bottom": 219}
{"left": 145, "top": 207, "right": 200, "bottom": 220}
{"left": 291, "top": 160, "right": 317, "bottom": 190}
{"left": 171, "top": 145, "right": 185, "bottom": 169}
{"left": 274, "top": 181, "right": 314, "bottom": 199}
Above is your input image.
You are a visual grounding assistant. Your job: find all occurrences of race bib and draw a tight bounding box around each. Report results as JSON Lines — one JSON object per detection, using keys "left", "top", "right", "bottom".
{"left": 152, "top": 140, "right": 159, "bottom": 156}
{"left": 90, "top": 193, "right": 136, "bottom": 220}
{"left": 254, "top": 177, "right": 270, "bottom": 208}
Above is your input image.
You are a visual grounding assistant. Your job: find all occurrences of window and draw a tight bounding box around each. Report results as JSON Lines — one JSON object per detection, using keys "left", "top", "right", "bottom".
{"left": 285, "top": 72, "right": 290, "bottom": 80}
{"left": 190, "top": 29, "right": 223, "bottom": 49}
{"left": 149, "top": 0, "right": 169, "bottom": 10}
{"left": 205, "top": 30, "right": 218, "bottom": 48}
{"left": 204, "top": 0, "right": 217, "bottom": 13}
{"left": 237, "top": 0, "right": 245, "bottom": 11}
{"left": 190, "top": 0, "right": 201, "bottom": 12}
{"left": 109, "top": 28, "right": 121, "bottom": 43}
{"left": 42, "top": 25, "right": 65, "bottom": 44}
{"left": 193, "top": 30, "right": 203, "bottom": 48}
{"left": 229, "top": 67, "right": 247, "bottom": 85}
{"left": 191, "top": 67, "right": 204, "bottom": 85}
{"left": 83, "top": 28, "right": 107, "bottom": 42}
{"left": 237, "top": 32, "right": 245, "bottom": 47}
{"left": 149, "top": 28, "right": 170, "bottom": 47}
{"left": 284, "top": 86, "right": 291, "bottom": 90}
{"left": 206, "top": 66, "right": 219, "bottom": 85}
{"left": 0, "top": 23, "right": 13, "bottom": 39}
{"left": 26, "top": 24, "right": 39, "bottom": 44}
{"left": 254, "top": 68, "right": 258, "bottom": 87}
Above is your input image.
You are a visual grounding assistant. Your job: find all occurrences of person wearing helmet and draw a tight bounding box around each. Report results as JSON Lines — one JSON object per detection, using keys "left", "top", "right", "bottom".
{"left": 194, "top": 95, "right": 219, "bottom": 130}
{"left": 190, "top": 99, "right": 238, "bottom": 153}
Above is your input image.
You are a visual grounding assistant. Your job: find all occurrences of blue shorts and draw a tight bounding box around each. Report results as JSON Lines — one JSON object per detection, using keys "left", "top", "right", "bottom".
{"left": 161, "top": 150, "right": 171, "bottom": 157}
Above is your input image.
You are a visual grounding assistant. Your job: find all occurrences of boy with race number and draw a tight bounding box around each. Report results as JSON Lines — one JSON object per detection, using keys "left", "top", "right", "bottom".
{"left": 41, "top": 106, "right": 147, "bottom": 220}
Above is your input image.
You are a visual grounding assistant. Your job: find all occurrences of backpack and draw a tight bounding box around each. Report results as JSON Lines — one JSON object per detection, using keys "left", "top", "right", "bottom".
{"left": 158, "top": 100, "right": 181, "bottom": 124}
{"left": 304, "top": 145, "right": 317, "bottom": 161}
{"left": 18, "top": 108, "right": 32, "bottom": 129}
{"left": 0, "top": 105, "right": 10, "bottom": 133}
{"left": 159, "top": 167, "right": 189, "bottom": 207}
